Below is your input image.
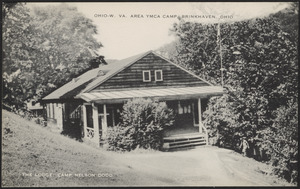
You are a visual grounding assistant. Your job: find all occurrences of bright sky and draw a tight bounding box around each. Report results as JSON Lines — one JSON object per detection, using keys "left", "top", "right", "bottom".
{"left": 29, "top": 2, "right": 289, "bottom": 59}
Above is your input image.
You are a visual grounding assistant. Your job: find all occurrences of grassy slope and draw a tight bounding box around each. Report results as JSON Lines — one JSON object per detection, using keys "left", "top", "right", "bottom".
{"left": 2, "top": 110, "right": 292, "bottom": 187}
{"left": 1, "top": 110, "right": 167, "bottom": 187}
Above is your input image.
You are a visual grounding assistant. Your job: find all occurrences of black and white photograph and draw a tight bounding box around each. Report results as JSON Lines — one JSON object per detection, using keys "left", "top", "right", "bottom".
{"left": 2, "top": 1, "right": 298, "bottom": 187}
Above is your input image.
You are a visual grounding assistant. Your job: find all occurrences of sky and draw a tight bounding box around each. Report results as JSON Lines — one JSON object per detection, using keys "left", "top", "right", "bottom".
{"left": 29, "top": 2, "right": 289, "bottom": 60}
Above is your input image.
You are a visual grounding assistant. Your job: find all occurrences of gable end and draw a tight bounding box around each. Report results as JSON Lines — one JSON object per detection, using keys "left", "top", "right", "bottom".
{"left": 90, "top": 52, "right": 211, "bottom": 91}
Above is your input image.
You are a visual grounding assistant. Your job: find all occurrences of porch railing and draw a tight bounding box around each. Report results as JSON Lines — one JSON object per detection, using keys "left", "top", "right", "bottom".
{"left": 201, "top": 123, "right": 209, "bottom": 145}
{"left": 86, "top": 127, "right": 95, "bottom": 139}
{"left": 86, "top": 127, "right": 104, "bottom": 146}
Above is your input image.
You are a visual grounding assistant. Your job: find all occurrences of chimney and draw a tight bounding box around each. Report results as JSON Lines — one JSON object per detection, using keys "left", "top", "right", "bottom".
{"left": 90, "top": 56, "right": 107, "bottom": 69}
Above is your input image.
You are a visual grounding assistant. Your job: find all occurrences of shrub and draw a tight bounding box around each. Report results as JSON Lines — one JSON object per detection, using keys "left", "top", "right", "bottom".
{"left": 203, "top": 94, "right": 241, "bottom": 149}
{"left": 260, "top": 99, "right": 298, "bottom": 183}
{"left": 106, "top": 98, "right": 174, "bottom": 151}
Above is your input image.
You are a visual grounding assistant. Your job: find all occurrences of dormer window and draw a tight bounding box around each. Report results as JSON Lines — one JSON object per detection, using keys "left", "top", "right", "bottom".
{"left": 143, "top": 70, "right": 151, "bottom": 82}
{"left": 155, "top": 70, "right": 163, "bottom": 81}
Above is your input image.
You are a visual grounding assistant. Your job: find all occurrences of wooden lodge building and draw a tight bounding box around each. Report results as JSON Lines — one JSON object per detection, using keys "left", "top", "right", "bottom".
{"left": 42, "top": 51, "right": 223, "bottom": 150}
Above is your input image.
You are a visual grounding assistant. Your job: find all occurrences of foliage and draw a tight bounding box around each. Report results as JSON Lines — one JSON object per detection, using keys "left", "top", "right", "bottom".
{"left": 2, "top": 3, "right": 102, "bottom": 109}
{"left": 171, "top": 6, "right": 298, "bottom": 183}
{"left": 155, "top": 40, "right": 179, "bottom": 62}
{"left": 2, "top": 3, "right": 34, "bottom": 109}
{"left": 171, "top": 19, "right": 221, "bottom": 84}
{"left": 203, "top": 93, "right": 240, "bottom": 149}
{"left": 173, "top": 17, "right": 297, "bottom": 135}
{"left": 106, "top": 98, "right": 175, "bottom": 151}
{"left": 259, "top": 99, "right": 298, "bottom": 183}
{"left": 270, "top": 2, "right": 299, "bottom": 44}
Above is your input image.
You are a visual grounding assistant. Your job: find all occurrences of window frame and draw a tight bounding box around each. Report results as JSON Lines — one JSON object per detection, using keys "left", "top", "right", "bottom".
{"left": 142, "top": 70, "right": 151, "bottom": 82}
{"left": 155, "top": 70, "right": 163, "bottom": 81}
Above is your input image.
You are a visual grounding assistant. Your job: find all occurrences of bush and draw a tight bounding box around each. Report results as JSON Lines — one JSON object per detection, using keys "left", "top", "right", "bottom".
{"left": 203, "top": 94, "right": 241, "bottom": 149}
{"left": 260, "top": 99, "right": 298, "bottom": 183}
{"left": 106, "top": 98, "right": 174, "bottom": 151}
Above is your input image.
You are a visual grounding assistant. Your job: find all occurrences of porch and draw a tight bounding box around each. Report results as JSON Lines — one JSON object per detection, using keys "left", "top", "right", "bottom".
{"left": 81, "top": 98, "right": 209, "bottom": 149}
{"left": 78, "top": 86, "right": 223, "bottom": 148}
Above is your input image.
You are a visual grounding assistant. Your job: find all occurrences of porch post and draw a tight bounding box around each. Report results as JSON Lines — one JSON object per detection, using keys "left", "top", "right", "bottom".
{"left": 92, "top": 103, "right": 100, "bottom": 145}
{"left": 112, "top": 108, "right": 115, "bottom": 127}
{"left": 56, "top": 103, "right": 63, "bottom": 131}
{"left": 198, "top": 98, "right": 203, "bottom": 133}
{"left": 102, "top": 104, "right": 108, "bottom": 139}
{"left": 82, "top": 104, "right": 88, "bottom": 138}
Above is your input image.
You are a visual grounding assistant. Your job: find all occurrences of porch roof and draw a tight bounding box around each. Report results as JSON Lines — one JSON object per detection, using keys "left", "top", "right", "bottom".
{"left": 77, "top": 86, "right": 224, "bottom": 103}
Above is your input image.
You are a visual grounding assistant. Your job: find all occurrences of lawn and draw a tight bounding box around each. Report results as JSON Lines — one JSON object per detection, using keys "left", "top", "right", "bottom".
{"left": 1, "top": 110, "right": 293, "bottom": 187}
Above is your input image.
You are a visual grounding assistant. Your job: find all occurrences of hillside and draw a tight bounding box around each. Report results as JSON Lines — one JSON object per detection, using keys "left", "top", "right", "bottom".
{"left": 2, "top": 110, "right": 292, "bottom": 187}
{"left": 1, "top": 110, "right": 165, "bottom": 187}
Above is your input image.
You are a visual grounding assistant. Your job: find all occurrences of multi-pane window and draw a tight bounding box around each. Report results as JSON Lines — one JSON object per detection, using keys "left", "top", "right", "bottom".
{"left": 143, "top": 70, "right": 151, "bottom": 82}
{"left": 178, "top": 102, "right": 191, "bottom": 115}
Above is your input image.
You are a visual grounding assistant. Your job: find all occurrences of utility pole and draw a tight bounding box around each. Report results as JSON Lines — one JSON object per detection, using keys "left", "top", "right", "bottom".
{"left": 217, "top": 22, "right": 224, "bottom": 87}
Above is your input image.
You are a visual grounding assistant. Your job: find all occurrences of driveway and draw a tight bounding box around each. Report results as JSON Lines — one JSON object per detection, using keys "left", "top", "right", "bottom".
{"left": 110, "top": 146, "right": 287, "bottom": 186}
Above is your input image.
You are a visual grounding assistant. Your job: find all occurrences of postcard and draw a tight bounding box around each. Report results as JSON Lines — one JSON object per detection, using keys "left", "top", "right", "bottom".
{"left": 2, "top": 1, "right": 298, "bottom": 187}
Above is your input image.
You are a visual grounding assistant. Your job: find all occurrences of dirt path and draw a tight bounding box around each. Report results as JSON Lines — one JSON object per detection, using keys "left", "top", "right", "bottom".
{"left": 111, "top": 146, "right": 285, "bottom": 186}
{"left": 2, "top": 110, "right": 291, "bottom": 187}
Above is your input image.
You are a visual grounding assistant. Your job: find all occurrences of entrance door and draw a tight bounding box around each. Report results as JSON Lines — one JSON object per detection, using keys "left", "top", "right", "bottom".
{"left": 165, "top": 100, "right": 196, "bottom": 136}
{"left": 175, "top": 101, "right": 193, "bottom": 128}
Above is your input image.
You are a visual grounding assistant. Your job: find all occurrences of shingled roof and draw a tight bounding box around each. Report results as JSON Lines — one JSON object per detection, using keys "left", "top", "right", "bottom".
{"left": 42, "top": 51, "right": 151, "bottom": 101}
{"left": 42, "top": 50, "right": 220, "bottom": 102}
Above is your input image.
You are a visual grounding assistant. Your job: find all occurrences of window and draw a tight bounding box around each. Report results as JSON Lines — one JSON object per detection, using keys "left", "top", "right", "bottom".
{"left": 178, "top": 101, "right": 192, "bottom": 115}
{"left": 143, "top": 70, "right": 151, "bottom": 82}
{"left": 86, "top": 105, "right": 94, "bottom": 128}
{"left": 155, "top": 70, "right": 163, "bottom": 81}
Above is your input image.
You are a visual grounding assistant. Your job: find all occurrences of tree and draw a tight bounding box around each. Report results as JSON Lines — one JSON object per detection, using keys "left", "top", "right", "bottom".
{"left": 29, "top": 4, "right": 102, "bottom": 96}
{"left": 2, "top": 2, "right": 34, "bottom": 109}
{"left": 172, "top": 16, "right": 297, "bottom": 136}
{"left": 171, "top": 13, "right": 298, "bottom": 183}
{"left": 260, "top": 99, "right": 298, "bottom": 183}
{"left": 2, "top": 3, "right": 103, "bottom": 109}
{"left": 270, "top": 2, "right": 299, "bottom": 44}
{"left": 171, "top": 18, "right": 221, "bottom": 84}
{"left": 155, "top": 40, "right": 179, "bottom": 62}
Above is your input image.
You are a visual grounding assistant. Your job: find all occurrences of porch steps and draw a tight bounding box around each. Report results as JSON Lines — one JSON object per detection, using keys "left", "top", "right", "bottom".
{"left": 162, "top": 133, "right": 207, "bottom": 151}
